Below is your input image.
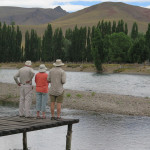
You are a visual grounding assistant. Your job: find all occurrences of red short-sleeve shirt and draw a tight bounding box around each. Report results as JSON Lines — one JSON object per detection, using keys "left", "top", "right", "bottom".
{"left": 35, "top": 72, "right": 49, "bottom": 93}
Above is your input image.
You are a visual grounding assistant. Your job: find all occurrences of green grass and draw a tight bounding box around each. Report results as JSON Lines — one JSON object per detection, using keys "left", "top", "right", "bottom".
{"left": 5, "top": 93, "right": 19, "bottom": 99}
{"left": 76, "top": 94, "right": 82, "bottom": 98}
{"left": 113, "top": 68, "right": 126, "bottom": 73}
{"left": 0, "top": 100, "right": 19, "bottom": 107}
{"left": 91, "top": 92, "right": 95, "bottom": 96}
{"left": 66, "top": 93, "right": 71, "bottom": 98}
{"left": 67, "top": 64, "right": 80, "bottom": 68}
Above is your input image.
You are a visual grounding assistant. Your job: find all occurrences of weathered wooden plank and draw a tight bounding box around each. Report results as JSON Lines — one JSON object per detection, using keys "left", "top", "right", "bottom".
{"left": 0, "top": 116, "right": 79, "bottom": 137}
{"left": 0, "top": 116, "right": 79, "bottom": 150}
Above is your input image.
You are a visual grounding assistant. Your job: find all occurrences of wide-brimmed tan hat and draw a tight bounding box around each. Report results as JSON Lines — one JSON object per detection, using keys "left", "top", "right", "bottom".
{"left": 25, "top": 60, "right": 32, "bottom": 66}
{"left": 53, "top": 59, "right": 64, "bottom": 67}
{"left": 39, "top": 64, "right": 47, "bottom": 72}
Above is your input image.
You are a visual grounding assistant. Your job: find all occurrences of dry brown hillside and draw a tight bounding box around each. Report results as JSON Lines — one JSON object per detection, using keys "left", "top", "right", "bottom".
{"left": 50, "top": 2, "right": 150, "bottom": 34}
{"left": 18, "top": 2, "right": 150, "bottom": 43}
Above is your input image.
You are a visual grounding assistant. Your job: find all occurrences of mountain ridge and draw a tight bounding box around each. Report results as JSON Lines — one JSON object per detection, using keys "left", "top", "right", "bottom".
{"left": 50, "top": 2, "right": 150, "bottom": 33}
{"left": 0, "top": 6, "right": 68, "bottom": 25}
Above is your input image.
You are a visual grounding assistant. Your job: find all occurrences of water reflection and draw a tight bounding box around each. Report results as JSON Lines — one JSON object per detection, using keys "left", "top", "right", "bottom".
{"left": 0, "top": 100, "right": 19, "bottom": 107}
{"left": 0, "top": 106, "right": 150, "bottom": 150}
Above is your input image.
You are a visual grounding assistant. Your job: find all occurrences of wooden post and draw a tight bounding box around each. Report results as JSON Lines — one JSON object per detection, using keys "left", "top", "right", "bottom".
{"left": 66, "top": 124, "right": 72, "bottom": 150}
{"left": 23, "top": 131, "right": 28, "bottom": 150}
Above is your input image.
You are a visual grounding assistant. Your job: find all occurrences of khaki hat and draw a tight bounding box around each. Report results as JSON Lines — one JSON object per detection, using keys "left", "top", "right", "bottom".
{"left": 25, "top": 60, "right": 32, "bottom": 66}
{"left": 39, "top": 64, "right": 47, "bottom": 72}
{"left": 53, "top": 59, "right": 64, "bottom": 67}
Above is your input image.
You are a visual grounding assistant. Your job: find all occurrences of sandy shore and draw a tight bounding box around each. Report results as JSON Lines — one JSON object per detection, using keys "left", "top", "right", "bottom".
{"left": 1, "top": 82, "right": 150, "bottom": 117}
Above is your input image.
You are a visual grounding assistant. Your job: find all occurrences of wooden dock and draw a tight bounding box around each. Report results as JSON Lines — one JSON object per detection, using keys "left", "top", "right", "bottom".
{"left": 0, "top": 116, "right": 79, "bottom": 150}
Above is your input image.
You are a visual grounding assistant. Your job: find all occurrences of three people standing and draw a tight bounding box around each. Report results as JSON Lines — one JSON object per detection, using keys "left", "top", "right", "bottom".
{"left": 14, "top": 59, "right": 66, "bottom": 120}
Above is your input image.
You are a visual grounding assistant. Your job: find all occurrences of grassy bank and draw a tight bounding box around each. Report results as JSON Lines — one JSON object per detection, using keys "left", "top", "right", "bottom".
{"left": 0, "top": 62, "right": 150, "bottom": 74}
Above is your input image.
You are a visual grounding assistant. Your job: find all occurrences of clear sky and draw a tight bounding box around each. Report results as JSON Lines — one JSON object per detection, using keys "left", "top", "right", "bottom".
{"left": 0, "top": 0, "right": 149, "bottom": 12}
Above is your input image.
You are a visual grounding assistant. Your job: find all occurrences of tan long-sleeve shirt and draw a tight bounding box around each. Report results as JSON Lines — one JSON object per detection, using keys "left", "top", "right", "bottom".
{"left": 47, "top": 67, "right": 66, "bottom": 96}
{"left": 14, "top": 66, "right": 35, "bottom": 85}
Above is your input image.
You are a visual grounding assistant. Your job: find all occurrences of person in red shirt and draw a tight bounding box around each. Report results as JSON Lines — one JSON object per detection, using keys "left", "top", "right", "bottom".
{"left": 35, "top": 64, "right": 49, "bottom": 119}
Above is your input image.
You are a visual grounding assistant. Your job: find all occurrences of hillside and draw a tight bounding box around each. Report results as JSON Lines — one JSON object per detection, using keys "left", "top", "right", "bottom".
{"left": 13, "top": 2, "right": 150, "bottom": 44}
{"left": 0, "top": 6, "right": 68, "bottom": 25}
{"left": 50, "top": 2, "right": 150, "bottom": 33}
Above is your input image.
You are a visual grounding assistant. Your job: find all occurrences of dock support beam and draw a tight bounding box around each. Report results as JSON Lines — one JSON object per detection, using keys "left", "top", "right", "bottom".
{"left": 66, "top": 124, "right": 72, "bottom": 150}
{"left": 23, "top": 131, "right": 28, "bottom": 150}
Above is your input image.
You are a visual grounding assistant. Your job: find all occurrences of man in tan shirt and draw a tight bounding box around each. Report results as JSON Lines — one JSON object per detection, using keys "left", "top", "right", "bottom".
{"left": 47, "top": 59, "right": 66, "bottom": 120}
{"left": 14, "top": 60, "right": 35, "bottom": 118}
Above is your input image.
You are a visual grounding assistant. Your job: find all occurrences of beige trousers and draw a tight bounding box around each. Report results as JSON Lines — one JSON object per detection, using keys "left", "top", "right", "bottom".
{"left": 19, "top": 84, "right": 33, "bottom": 117}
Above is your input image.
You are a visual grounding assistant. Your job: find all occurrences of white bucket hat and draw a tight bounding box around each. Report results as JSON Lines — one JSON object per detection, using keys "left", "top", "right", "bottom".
{"left": 53, "top": 59, "right": 64, "bottom": 67}
{"left": 39, "top": 64, "right": 47, "bottom": 72}
{"left": 25, "top": 60, "right": 32, "bottom": 66}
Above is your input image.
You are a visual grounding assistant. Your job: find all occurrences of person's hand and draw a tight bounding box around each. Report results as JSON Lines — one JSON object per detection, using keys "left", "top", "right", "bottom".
{"left": 26, "top": 81, "right": 30, "bottom": 84}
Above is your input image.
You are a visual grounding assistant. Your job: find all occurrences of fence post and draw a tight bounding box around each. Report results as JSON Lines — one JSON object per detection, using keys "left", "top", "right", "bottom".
{"left": 23, "top": 131, "right": 28, "bottom": 150}
{"left": 66, "top": 124, "right": 72, "bottom": 150}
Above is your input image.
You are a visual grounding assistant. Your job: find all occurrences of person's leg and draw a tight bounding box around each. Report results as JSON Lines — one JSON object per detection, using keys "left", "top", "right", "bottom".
{"left": 50, "top": 95, "right": 56, "bottom": 119}
{"left": 56, "top": 92, "right": 64, "bottom": 118}
{"left": 37, "top": 111, "right": 40, "bottom": 117}
{"left": 57, "top": 103, "right": 62, "bottom": 118}
{"left": 24, "top": 85, "right": 33, "bottom": 117}
{"left": 36, "top": 92, "right": 42, "bottom": 117}
{"left": 41, "top": 93, "right": 48, "bottom": 118}
{"left": 51, "top": 102, "right": 55, "bottom": 117}
{"left": 19, "top": 85, "right": 25, "bottom": 117}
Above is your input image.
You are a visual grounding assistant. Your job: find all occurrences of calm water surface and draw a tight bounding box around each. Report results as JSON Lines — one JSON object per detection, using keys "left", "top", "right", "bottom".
{"left": 0, "top": 68, "right": 150, "bottom": 97}
{"left": 0, "top": 106, "right": 150, "bottom": 150}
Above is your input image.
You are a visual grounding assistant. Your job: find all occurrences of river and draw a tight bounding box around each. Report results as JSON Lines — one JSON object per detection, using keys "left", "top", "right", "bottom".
{"left": 0, "top": 69, "right": 150, "bottom": 150}
{"left": 1, "top": 106, "right": 150, "bottom": 150}
{"left": 0, "top": 68, "right": 150, "bottom": 97}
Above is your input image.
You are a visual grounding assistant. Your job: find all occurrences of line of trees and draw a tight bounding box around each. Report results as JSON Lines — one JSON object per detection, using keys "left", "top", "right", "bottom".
{"left": 0, "top": 22, "right": 22, "bottom": 62}
{"left": 0, "top": 20, "right": 150, "bottom": 71}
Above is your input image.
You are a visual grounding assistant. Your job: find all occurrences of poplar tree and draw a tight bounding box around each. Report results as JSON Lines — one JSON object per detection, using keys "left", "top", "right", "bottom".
{"left": 0, "top": 22, "right": 2, "bottom": 62}
{"left": 70, "top": 25, "right": 79, "bottom": 62}
{"left": 124, "top": 23, "right": 128, "bottom": 35}
{"left": 116, "top": 20, "right": 124, "bottom": 33}
{"left": 128, "top": 36, "right": 149, "bottom": 63}
{"left": 9, "top": 24, "right": 17, "bottom": 62}
{"left": 131, "top": 22, "right": 138, "bottom": 40}
{"left": 112, "top": 21, "right": 116, "bottom": 33}
{"left": 109, "top": 32, "right": 131, "bottom": 63}
{"left": 30, "top": 29, "right": 41, "bottom": 62}
{"left": 42, "top": 24, "right": 53, "bottom": 62}
{"left": 24, "top": 31, "right": 30, "bottom": 60}
{"left": 91, "top": 28, "right": 104, "bottom": 71}
{"left": 146, "top": 23, "right": 150, "bottom": 49}
{"left": 15, "top": 26, "right": 22, "bottom": 62}
{"left": 65, "top": 28, "right": 72, "bottom": 61}
{"left": 86, "top": 27, "right": 92, "bottom": 62}
{"left": 80, "top": 26, "right": 87, "bottom": 62}
{"left": 145, "top": 23, "right": 150, "bottom": 60}
{"left": 2, "top": 23, "right": 8, "bottom": 62}
{"left": 52, "top": 28, "right": 64, "bottom": 61}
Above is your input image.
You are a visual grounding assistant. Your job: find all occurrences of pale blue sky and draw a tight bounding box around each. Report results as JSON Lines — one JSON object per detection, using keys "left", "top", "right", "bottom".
{"left": 0, "top": 0, "right": 149, "bottom": 12}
